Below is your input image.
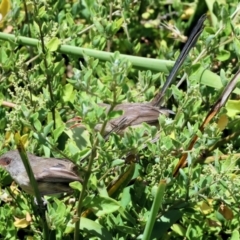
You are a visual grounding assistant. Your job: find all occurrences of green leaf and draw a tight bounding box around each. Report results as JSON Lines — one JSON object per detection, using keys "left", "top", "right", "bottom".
{"left": 43, "top": 121, "right": 54, "bottom": 136}
{"left": 53, "top": 60, "right": 64, "bottom": 75}
{"left": 191, "top": 63, "right": 201, "bottom": 74}
{"left": 65, "top": 127, "right": 90, "bottom": 150}
{"left": 69, "top": 181, "right": 82, "bottom": 192}
{"left": 48, "top": 110, "right": 63, "bottom": 128}
{"left": 38, "top": 6, "right": 46, "bottom": 18}
{"left": 21, "top": 105, "right": 30, "bottom": 118}
{"left": 205, "top": 26, "right": 216, "bottom": 34}
{"left": 62, "top": 83, "right": 75, "bottom": 103}
{"left": 93, "top": 18, "right": 104, "bottom": 34}
{"left": 216, "top": 49, "right": 230, "bottom": 61}
{"left": 108, "top": 110, "right": 123, "bottom": 119}
{"left": 31, "top": 112, "right": 39, "bottom": 121}
{"left": 134, "top": 42, "right": 141, "bottom": 54}
{"left": 226, "top": 100, "right": 240, "bottom": 117}
{"left": 33, "top": 119, "right": 42, "bottom": 131}
{"left": 65, "top": 139, "right": 82, "bottom": 155}
{"left": 191, "top": 66, "right": 240, "bottom": 95}
{"left": 84, "top": 195, "right": 121, "bottom": 217}
{"left": 230, "top": 229, "right": 240, "bottom": 240}
{"left": 53, "top": 125, "right": 65, "bottom": 141}
{"left": 65, "top": 217, "right": 112, "bottom": 239}
{"left": 111, "top": 159, "right": 125, "bottom": 167}
{"left": 46, "top": 37, "right": 60, "bottom": 52}
{"left": 65, "top": 12, "right": 75, "bottom": 25}
{"left": 0, "top": 47, "right": 7, "bottom": 63}
{"left": 171, "top": 223, "right": 186, "bottom": 236}
{"left": 111, "top": 18, "right": 124, "bottom": 34}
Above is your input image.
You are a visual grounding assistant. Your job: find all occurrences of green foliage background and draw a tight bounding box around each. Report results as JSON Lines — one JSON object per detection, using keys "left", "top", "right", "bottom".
{"left": 0, "top": 0, "right": 240, "bottom": 239}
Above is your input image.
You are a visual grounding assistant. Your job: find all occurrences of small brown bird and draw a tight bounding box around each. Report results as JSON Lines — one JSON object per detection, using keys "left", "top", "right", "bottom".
{"left": 95, "top": 103, "right": 173, "bottom": 136}
{"left": 0, "top": 150, "right": 83, "bottom": 195}
{"left": 94, "top": 15, "right": 207, "bottom": 136}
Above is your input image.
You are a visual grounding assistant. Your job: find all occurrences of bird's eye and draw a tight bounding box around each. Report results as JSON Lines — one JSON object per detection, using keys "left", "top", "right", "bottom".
{"left": 0, "top": 157, "right": 12, "bottom": 166}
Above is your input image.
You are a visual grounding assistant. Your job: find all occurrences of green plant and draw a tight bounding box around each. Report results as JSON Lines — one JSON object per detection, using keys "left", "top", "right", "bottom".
{"left": 0, "top": 0, "right": 240, "bottom": 240}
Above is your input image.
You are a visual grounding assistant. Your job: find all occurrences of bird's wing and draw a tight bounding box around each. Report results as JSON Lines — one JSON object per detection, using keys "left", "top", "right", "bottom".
{"left": 32, "top": 162, "right": 82, "bottom": 183}
{"left": 111, "top": 104, "right": 161, "bottom": 126}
